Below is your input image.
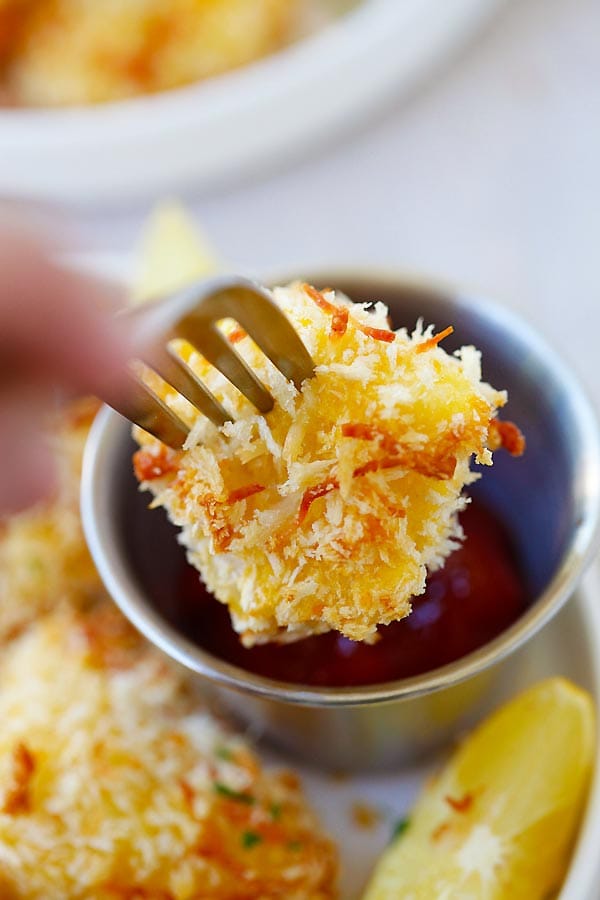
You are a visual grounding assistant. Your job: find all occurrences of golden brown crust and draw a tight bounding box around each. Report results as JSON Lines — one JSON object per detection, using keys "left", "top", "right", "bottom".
{"left": 134, "top": 281, "right": 513, "bottom": 646}
{"left": 0, "top": 397, "right": 104, "bottom": 645}
{"left": 133, "top": 445, "right": 182, "bottom": 482}
{"left": 1, "top": 742, "right": 35, "bottom": 815}
{"left": 0, "top": 604, "right": 338, "bottom": 898}
{"left": 2, "top": 0, "right": 301, "bottom": 107}
{"left": 488, "top": 418, "right": 526, "bottom": 456}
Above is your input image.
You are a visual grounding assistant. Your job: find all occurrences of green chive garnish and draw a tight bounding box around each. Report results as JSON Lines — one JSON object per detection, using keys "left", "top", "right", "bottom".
{"left": 214, "top": 782, "right": 255, "bottom": 805}
{"left": 241, "top": 830, "right": 263, "bottom": 849}
{"left": 391, "top": 817, "right": 410, "bottom": 841}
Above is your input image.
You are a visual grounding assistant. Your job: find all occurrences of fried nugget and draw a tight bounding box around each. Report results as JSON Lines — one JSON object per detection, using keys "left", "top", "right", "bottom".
{"left": 133, "top": 282, "right": 518, "bottom": 646}
{"left": 0, "top": 398, "right": 103, "bottom": 644}
{"left": 4, "top": 0, "right": 300, "bottom": 106}
{"left": 0, "top": 603, "right": 337, "bottom": 899}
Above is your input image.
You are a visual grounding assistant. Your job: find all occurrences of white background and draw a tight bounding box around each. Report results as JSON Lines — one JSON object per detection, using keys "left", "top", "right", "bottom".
{"left": 79, "top": 0, "right": 600, "bottom": 406}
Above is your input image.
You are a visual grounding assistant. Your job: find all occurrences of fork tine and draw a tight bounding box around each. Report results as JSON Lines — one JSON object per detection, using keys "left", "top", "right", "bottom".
{"left": 177, "top": 321, "right": 275, "bottom": 414}
{"left": 186, "top": 282, "right": 315, "bottom": 389}
{"left": 227, "top": 292, "right": 315, "bottom": 389}
{"left": 119, "top": 372, "right": 190, "bottom": 448}
{"left": 147, "top": 346, "right": 231, "bottom": 428}
{"left": 113, "top": 277, "right": 316, "bottom": 446}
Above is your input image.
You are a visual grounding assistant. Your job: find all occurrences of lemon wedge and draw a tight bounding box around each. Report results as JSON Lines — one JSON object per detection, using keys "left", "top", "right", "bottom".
{"left": 363, "top": 677, "right": 595, "bottom": 900}
{"left": 132, "top": 201, "right": 220, "bottom": 303}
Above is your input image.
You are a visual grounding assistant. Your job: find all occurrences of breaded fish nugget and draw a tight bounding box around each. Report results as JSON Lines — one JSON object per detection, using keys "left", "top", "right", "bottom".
{"left": 0, "top": 604, "right": 337, "bottom": 898}
{"left": 134, "top": 282, "right": 521, "bottom": 646}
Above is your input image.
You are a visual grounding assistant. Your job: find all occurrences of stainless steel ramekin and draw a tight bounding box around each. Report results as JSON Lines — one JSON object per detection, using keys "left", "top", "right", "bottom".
{"left": 81, "top": 271, "right": 600, "bottom": 770}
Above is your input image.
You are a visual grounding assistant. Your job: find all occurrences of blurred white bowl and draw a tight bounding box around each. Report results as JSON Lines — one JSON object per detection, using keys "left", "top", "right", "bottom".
{"left": 0, "top": 0, "right": 505, "bottom": 205}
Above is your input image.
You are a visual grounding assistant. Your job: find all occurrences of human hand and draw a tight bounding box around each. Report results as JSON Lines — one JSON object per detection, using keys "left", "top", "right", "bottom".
{"left": 0, "top": 221, "right": 131, "bottom": 516}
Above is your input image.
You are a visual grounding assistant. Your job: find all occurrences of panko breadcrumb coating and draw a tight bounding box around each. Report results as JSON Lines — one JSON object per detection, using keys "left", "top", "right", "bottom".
{"left": 0, "top": 397, "right": 103, "bottom": 644}
{"left": 1, "top": 0, "right": 302, "bottom": 106}
{"left": 134, "top": 282, "right": 521, "bottom": 646}
{"left": 0, "top": 603, "right": 338, "bottom": 899}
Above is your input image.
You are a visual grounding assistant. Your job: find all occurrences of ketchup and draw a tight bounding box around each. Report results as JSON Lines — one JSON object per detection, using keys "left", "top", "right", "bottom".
{"left": 147, "top": 499, "right": 529, "bottom": 687}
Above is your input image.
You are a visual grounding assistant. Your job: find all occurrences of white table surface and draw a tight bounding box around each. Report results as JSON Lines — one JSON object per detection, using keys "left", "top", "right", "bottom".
{"left": 78, "top": 0, "right": 600, "bottom": 408}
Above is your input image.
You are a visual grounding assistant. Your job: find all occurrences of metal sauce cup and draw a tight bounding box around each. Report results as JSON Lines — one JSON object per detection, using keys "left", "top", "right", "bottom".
{"left": 81, "top": 272, "right": 600, "bottom": 770}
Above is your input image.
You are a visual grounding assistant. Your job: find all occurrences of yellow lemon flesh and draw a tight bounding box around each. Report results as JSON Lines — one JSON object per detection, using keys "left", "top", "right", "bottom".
{"left": 363, "top": 677, "right": 595, "bottom": 900}
{"left": 132, "top": 201, "right": 219, "bottom": 303}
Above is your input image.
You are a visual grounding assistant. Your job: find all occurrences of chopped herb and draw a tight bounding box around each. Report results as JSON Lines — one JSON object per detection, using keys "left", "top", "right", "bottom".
{"left": 213, "top": 782, "right": 255, "bottom": 805}
{"left": 287, "top": 840, "right": 302, "bottom": 852}
{"left": 241, "top": 830, "right": 263, "bottom": 849}
{"left": 216, "top": 746, "right": 233, "bottom": 761}
{"left": 270, "top": 802, "right": 282, "bottom": 821}
{"left": 391, "top": 817, "right": 410, "bottom": 841}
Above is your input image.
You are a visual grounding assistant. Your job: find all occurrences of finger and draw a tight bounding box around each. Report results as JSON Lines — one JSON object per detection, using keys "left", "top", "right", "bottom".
{"left": 0, "top": 227, "right": 133, "bottom": 400}
{"left": 0, "top": 388, "right": 56, "bottom": 518}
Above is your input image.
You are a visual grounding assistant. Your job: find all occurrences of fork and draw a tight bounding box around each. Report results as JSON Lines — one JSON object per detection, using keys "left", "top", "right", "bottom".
{"left": 107, "top": 276, "right": 315, "bottom": 449}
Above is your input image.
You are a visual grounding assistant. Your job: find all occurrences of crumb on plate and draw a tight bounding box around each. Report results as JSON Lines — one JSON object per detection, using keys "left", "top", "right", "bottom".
{"left": 350, "top": 801, "right": 383, "bottom": 831}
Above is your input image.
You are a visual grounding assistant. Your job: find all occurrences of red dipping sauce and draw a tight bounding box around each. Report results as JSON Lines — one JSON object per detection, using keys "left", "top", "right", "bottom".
{"left": 149, "top": 499, "right": 529, "bottom": 687}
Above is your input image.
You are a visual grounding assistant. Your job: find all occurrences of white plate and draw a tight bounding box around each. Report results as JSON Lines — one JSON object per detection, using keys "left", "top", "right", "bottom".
{"left": 263, "top": 567, "right": 600, "bottom": 899}
{"left": 0, "top": 0, "right": 505, "bottom": 204}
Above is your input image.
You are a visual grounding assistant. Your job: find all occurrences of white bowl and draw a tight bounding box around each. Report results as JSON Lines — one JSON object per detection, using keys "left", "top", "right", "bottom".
{"left": 0, "top": 0, "right": 505, "bottom": 204}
